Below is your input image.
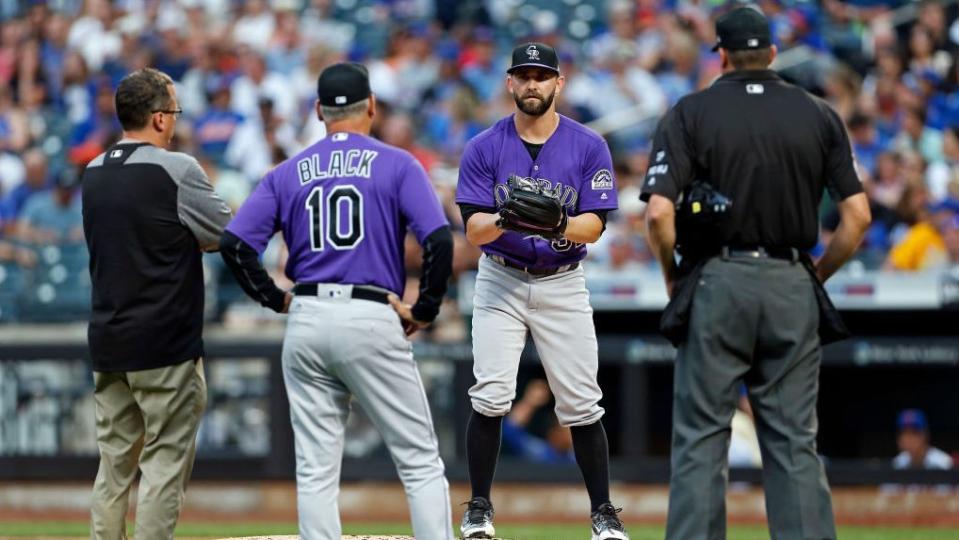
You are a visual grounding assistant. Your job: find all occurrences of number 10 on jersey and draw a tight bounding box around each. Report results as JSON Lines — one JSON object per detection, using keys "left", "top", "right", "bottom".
{"left": 305, "top": 185, "right": 364, "bottom": 251}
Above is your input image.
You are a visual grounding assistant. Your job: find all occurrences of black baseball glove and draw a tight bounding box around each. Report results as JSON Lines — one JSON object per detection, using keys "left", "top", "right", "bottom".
{"left": 496, "top": 175, "right": 568, "bottom": 240}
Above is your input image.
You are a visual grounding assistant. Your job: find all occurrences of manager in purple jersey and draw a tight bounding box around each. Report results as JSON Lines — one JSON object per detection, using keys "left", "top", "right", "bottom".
{"left": 455, "top": 43, "right": 629, "bottom": 540}
{"left": 219, "top": 63, "right": 455, "bottom": 540}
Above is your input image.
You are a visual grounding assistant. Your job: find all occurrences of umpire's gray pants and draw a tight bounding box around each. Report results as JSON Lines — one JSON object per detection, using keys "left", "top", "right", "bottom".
{"left": 666, "top": 256, "right": 836, "bottom": 540}
{"left": 282, "top": 288, "right": 453, "bottom": 540}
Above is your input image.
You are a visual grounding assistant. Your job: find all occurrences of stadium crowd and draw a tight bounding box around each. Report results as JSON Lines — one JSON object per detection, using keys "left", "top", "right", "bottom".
{"left": 1, "top": 0, "right": 959, "bottom": 328}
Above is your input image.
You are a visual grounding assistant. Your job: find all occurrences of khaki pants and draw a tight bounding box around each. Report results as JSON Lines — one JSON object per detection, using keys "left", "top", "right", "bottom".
{"left": 90, "top": 358, "right": 207, "bottom": 540}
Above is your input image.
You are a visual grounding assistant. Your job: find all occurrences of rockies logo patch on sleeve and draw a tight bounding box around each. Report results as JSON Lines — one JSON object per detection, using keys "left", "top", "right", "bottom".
{"left": 591, "top": 169, "right": 613, "bottom": 190}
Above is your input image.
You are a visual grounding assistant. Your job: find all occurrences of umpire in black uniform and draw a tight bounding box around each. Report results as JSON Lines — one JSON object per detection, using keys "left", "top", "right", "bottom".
{"left": 641, "top": 8, "right": 871, "bottom": 540}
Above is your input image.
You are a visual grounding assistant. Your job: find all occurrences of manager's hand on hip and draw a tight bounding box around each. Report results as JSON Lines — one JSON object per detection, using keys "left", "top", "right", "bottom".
{"left": 388, "top": 294, "right": 429, "bottom": 336}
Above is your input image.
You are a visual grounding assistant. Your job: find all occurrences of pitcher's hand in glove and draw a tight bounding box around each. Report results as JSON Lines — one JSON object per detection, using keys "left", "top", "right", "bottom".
{"left": 496, "top": 175, "right": 568, "bottom": 240}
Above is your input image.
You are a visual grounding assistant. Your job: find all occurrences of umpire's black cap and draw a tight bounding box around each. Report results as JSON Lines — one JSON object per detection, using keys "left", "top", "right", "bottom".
{"left": 317, "top": 62, "right": 371, "bottom": 106}
{"left": 507, "top": 42, "right": 560, "bottom": 74}
{"left": 712, "top": 7, "right": 771, "bottom": 52}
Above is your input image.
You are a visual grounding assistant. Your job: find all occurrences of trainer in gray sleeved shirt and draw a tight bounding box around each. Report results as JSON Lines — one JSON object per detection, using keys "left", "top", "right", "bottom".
{"left": 82, "top": 140, "right": 232, "bottom": 372}
{"left": 175, "top": 157, "right": 234, "bottom": 250}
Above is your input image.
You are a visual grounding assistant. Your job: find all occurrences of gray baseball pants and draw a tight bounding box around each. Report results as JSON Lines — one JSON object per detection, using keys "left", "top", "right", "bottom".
{"left": 469, "top": 254, "right": 604, "bottom": 426}
{"left": 666, "top": 256, "right": 836, "bottom": 540}
{"left": 282, "top": 286, "right": 453, "bottom": 540}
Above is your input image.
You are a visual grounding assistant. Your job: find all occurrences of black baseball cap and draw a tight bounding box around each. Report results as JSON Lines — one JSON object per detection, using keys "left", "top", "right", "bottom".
{"left": 317, "top": 62, "right": 371, "bottom": 107}
{"left": 507, "top": 42, "right": 560, "bottom": 74}
{"left": 712, "top": 7, "right": 771, "bottom": 52}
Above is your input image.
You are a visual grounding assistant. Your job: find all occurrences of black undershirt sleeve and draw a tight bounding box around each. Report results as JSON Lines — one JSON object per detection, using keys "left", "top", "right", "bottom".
{"left": 411, "top": 225, "right": 454, "bottom": 323}
{"left": 459, "top": 203, "right": 496, "bottom": 228}
{"left": 219, "top": 230, "right": 287, "bottom": 313}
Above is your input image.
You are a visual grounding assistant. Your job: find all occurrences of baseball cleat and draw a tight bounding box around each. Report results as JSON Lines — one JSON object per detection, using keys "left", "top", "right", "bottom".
{"left": 460, "top": 496, "right": 495, "bottom": 539}
{"left": 590, "top": 502, "right": 629, "bottom": 540}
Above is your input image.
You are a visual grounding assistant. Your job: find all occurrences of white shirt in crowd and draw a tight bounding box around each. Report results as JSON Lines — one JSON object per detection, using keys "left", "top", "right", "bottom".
{"left": 893, "top": 447, "right": 954, "bottom": 470}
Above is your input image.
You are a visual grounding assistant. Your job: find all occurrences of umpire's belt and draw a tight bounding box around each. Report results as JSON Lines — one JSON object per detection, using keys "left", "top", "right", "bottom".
{"left": 721, "top": 246, "right": 799, "bottom": 262}
{"left": 487, "top": 254, "right": 579, "bottom": 276}
{"left": 292, "top": 283, "right": 390, "bottom": 304}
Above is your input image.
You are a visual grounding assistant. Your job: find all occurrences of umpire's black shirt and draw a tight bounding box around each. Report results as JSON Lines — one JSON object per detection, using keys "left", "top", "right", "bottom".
{"left": 641, "top": 69, "right": 863, "bottom": 250}
{"left": 81, "top": 141, "right": 232, "bottom": 372}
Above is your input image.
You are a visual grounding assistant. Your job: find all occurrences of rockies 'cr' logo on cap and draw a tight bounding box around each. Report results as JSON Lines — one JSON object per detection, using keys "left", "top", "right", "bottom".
{"left": 526, "top": 44, "right": 539, "bottom": 60}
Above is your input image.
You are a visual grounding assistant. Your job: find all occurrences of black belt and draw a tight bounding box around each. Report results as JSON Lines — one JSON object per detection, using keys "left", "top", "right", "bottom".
{"left": 721, "top": 246, "right": 799, "bottom": 262}
{"left": 292, "top": 283, "right": 390, "bottom": 304}
{"left": 488, "top": 255, "right": 579, "bottom": 276}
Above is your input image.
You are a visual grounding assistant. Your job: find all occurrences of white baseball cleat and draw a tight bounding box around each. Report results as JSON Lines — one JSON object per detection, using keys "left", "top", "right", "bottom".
{"left": 460, "top": 496, "right": 495, "bottom": 539}
{"left": 590, "top": 502, "right": 629, "bottom": 540}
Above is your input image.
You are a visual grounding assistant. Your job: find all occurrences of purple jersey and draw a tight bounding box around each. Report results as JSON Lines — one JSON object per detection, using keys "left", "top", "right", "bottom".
{"left": 455, "top": 114, "right": 617, "bottom": 268}
{"left": 227, "top": 132, "right": 448, "bottom": 295}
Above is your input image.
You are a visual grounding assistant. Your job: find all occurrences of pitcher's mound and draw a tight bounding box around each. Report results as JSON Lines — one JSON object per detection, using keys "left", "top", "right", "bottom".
{"left": 218, "top": 537, "right": 418, "bottom": 539}
{"left": 217, "top": 537, "right": 508, "bottom": 540}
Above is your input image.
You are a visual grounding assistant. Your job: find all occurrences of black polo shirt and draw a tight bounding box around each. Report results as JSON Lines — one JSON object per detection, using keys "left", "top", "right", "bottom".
{"left": 641, "top": 69, "right": 863, "bottom": 250}
{"left": 81, "top": 141, "right": 232, "bottom": 372}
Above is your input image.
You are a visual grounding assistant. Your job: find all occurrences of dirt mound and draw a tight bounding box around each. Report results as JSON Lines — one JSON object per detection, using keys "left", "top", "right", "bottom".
{"left": 218, "top": 537, "right": 510, "bottom": 540}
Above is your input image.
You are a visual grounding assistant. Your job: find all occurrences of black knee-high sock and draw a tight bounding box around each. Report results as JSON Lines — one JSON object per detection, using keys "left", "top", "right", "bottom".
{"left": 466, "top": 411, "right": 503, "bottom": 500}
{"left": 571, "top": 420, "right": 611, "bottom": 512}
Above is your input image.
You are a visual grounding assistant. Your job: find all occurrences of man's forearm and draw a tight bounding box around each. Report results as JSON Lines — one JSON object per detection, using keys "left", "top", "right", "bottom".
{"left": 645, "top": 195, "right": 678, "bottom": 288}
{"left": 815, "top": 220, "right": 866, "bottom": 282}
{"left": 648, "top": 219, "right": 677, "bottom": 283}
{"left": 816, "top": 193, "right": 871, "bottom": 283}
{"left": 465, "top": 212, "right": 504, "bottom": 246}
{"left": 563, "top": 213, "right": 603, "bottom": 244}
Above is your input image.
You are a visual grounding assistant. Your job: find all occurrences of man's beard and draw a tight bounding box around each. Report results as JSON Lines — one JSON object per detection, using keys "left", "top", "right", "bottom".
{"left": 514, "top": 88, "right": 556, "bottom": 116}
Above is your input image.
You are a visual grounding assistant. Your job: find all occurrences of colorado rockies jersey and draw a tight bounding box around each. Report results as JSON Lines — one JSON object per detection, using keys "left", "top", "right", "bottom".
{"left": 456, "top": 114, "right": 618, "bottom": 268}
{"left": 226, "top": 132, "right": 448, "bottom": 295}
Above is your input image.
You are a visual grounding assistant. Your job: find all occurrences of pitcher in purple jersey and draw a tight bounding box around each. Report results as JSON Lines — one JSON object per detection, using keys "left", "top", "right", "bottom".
{"left": 455, "top": 42, "right": 629, "bottom": 540}
{"left": 220, "top": 63, "right": 455, "bottom": 540}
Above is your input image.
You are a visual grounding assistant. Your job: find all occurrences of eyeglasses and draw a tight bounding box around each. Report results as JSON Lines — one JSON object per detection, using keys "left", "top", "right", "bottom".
{"left": 153, "top": 108, "right": 183, "bottom": 119}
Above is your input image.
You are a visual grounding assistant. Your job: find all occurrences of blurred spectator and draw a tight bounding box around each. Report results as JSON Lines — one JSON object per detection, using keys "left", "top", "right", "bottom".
{"left": 461, "top": 27, "right": 500, "bottom": 103}
{"left": 944, "top": 213, "right": 959, "bottom": 266}
{"left": 885, "top": 185, "right": 943, "bottom": 271}
{"left": 224, "top": 96, "right": 297, "bottom": 181}
{"left": 892, "top": 106, "right": 943, "bottom": 163}
{"left": 193, "top": 77, "right": 245, "bottom": 165}
{"left": 655, "top": 29, "right": 701, "bottom": 107}
{"left": 870, "top": 151, "right": 905, "bottom": 209}
{"left": 266, "top": 7, "right": 305, "bottom": 76}
{"left": 887, "top": 196, "right": 958, "bottom": 271}
{"left": 502, "top": 379, "right": 575, "bottom": 464}
{"left": 926, "top": 125, "right": 959, "bottom": 202}
{"left": 1, "top": 147, "right": 49, "bottom": 226}
{"left": 368, "top": 25, "right": 440, "bottom": 111}
{"left": 572, "top": 43, "right": 666, "bottom": 151}
{"left": 380, "top": 112, "right": 440, "bottom": 172}
{"left": 65, "top": 0, "right": 120, "bottom": 72}
{"left": 893, "top": 409, "right": 953, "bottom": 470}
{"left": 728, "top": 387, "right": 762, "bottom": 469}
{"left": 299, "top": 0, "right": 355, "bottom": 52}
{"left": 15, "top": 167, "right": 82, "bottom": 246}
{"left": 849, "top": 111, "right": 884, "bottom": 180}
{"left": 231, "top": 48, "right": 295, "bottom": 122}
{"left": 0, "top": 86, "right": 28, "bottom": 153}
{"left": 232, "top": 0, "right": 276, "bottom": 53}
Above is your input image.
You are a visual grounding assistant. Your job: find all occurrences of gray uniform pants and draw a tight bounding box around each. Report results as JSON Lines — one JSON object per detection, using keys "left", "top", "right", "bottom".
{"left": 666, "top": 256, "right": 836, "bottom": 540}
{"left": 282, "top": 287, "right": 453, "bottom": 540}
{"left": 469, "top": 255, "right": 604, "bottom": 426}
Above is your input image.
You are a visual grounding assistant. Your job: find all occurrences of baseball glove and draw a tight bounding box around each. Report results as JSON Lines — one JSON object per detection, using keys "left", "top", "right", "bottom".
{"left": 496, "top": 175, "right": 568, "bottom": 240}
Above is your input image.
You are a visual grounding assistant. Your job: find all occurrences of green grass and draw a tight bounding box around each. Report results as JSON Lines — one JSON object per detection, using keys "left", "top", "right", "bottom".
{"left": 0, "top": 521, "right": 957, "bottom": 539}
